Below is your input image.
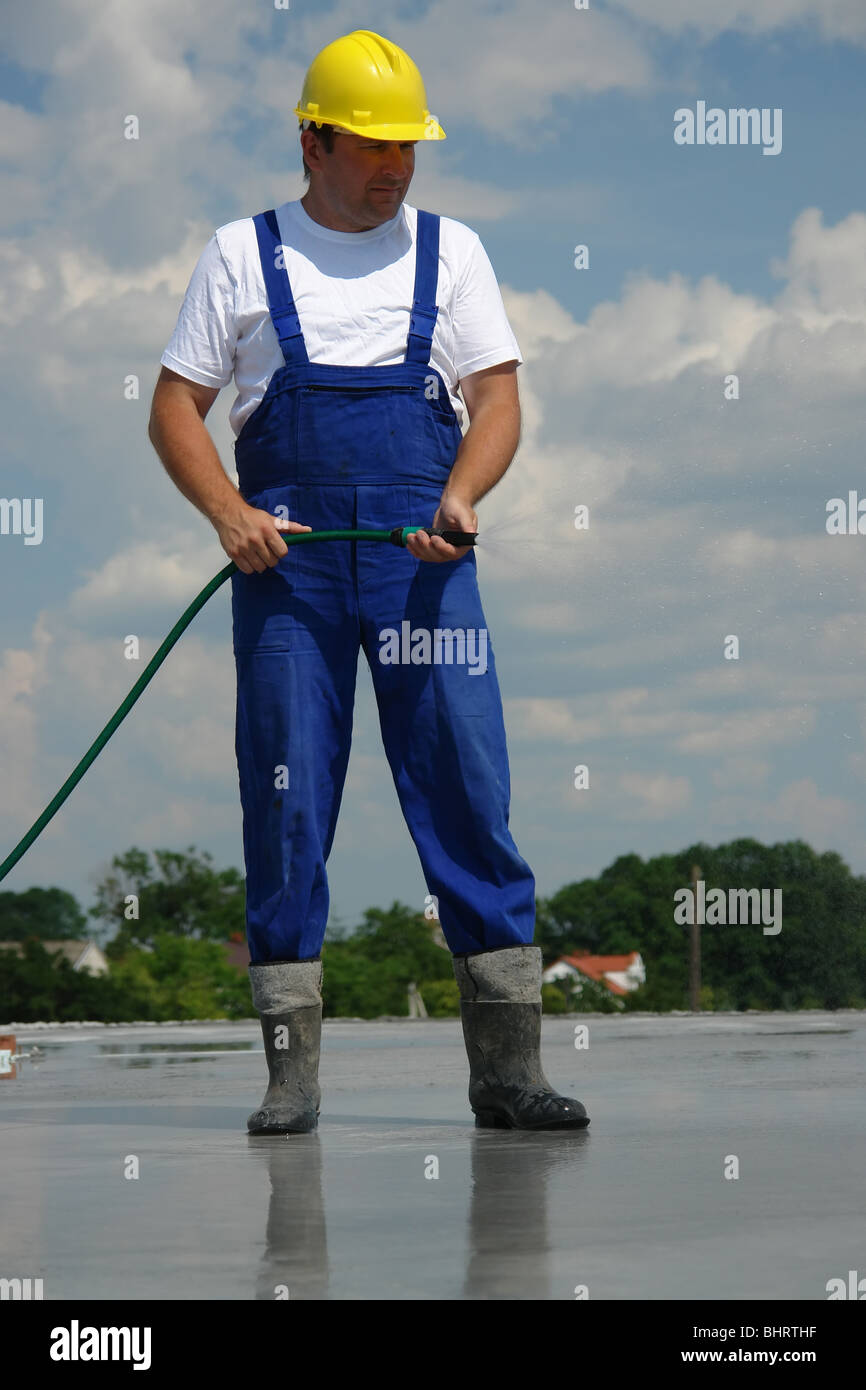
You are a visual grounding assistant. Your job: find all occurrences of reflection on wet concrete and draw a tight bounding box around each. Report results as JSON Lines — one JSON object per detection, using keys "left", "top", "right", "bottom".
{"left": 248, "top": 1135, "right": 329, "bottom": 1301}
{"left": 99, "top": 1042, "right": 255, "bottom": 1054}
{"left": 244, "top": 1121, "right": 591, "bottom": 1301}
{"left": 464, "top": 1129, "right": 591, "bottom": 1299}
{"left": 98, "top": 1041, "right": 255, "bottom": 1068}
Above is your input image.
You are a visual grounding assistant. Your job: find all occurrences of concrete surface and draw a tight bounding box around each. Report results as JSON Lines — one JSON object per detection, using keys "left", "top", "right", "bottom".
{"left": 1, "top": 1011, "right": 864, "bottom": 1300}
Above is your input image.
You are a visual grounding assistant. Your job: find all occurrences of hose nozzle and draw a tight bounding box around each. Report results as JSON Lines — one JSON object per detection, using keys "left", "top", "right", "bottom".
{"left": 389, "top": 526, "right": 478, "bottom": 548}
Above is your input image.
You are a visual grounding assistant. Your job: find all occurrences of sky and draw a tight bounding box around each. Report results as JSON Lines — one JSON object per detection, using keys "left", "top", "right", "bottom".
{"left": 2, "top": 0, "right": 866, "bottom": 929}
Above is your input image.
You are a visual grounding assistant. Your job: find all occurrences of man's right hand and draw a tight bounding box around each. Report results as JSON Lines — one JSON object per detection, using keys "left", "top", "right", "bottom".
{"left": 148, "top": 369, "right": 313, "bottom": 573}
{"left": 214, "top": 503, "right": 312, "bottom": 574}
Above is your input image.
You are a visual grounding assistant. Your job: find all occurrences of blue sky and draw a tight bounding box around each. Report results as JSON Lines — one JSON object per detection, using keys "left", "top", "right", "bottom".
{"left": 2, "top": 0, "right": 866, "bottom": 927}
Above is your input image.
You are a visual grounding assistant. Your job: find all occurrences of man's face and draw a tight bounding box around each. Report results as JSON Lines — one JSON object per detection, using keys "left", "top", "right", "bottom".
{"left": 304, "top": 129, "right": 417, "bottom": 229}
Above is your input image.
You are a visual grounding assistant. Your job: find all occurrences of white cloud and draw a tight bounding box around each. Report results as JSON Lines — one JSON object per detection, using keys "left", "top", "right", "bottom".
{"left": 408, "top": 168, "right": 524, "bottom": 223}
{"left": 618, "top": 770, "right": 692, "bottom": 817}
{"left": 507, "top": 209, "right": 866, "bottom": 404}
{"left": 509, "top": 600, "right": 584, "bottom": 634}
{"left": 714, "top": 778, "right": 860, "bottom": 844}
{"left": 673, "top": 705, "right": 815, "bottom": 756}
{"left": 501, "top": 288, "right": 582, "bottom": 367}
{"left": 131, "top": 795, "right": 239, "bottom": 846}
{"left": 609, "top": 0, "right": 866, "bottom": 44}
{"left": 0, "top": 100, "right": 43, "bottom": 161}
{"left": 148, "top": 713, "right": 235, "bottom": 784}
{"left": 771, "top": 207, "right": 866, "bottom": 324}
{"left": 396, "top": 0, "right": 655, "bottom": 140}
{"left": 506, "top": 697, "right": 598, "bottom": 743}
{"left": 67, "top": 539, "right": 222, "bottom": 619}
{"left": 504, "top": 690, "right": 816, "bottom": 757}
{"left": 477, "top": 208, "right": 866, "bottom": 613}
{"left": 0, "top": 620, "right": 51, "bottom": 825}
{"left": 711, "top": 757, "right": 771, "bottom": 791}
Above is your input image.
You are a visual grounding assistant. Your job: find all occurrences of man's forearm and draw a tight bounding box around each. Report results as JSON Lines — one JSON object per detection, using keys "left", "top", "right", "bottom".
{"left": 148, "top": 390, "right": 242, "bottom": 524}
{"left": 148, "top": 375, "right": 311, "bottom": 574}
{"left": 442, "top": 392, "right": 521, "bottom": 508}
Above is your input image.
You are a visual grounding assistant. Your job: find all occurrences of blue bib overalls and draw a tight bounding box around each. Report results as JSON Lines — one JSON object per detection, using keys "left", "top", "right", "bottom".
{"left": 231, "top": 207, "right": 535, "bottom": 963}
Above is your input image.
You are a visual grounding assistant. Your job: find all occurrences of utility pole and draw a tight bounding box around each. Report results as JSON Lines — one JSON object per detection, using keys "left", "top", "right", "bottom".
{"left": 689, "top": 863, "right": 702, "bottom": 1012}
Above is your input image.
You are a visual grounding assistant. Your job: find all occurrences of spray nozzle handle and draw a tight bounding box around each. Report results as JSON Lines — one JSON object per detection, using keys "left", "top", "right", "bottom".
{"left": 389, "top": 526, "right": 478, "bottom": 548}
{"left": 428, "top": 528, "right": 478, "bottom": 546}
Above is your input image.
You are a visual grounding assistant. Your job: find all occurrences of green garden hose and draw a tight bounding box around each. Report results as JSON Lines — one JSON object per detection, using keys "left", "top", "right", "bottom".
{"left": 0, "top": 526, "right": 477, "bottom": 882}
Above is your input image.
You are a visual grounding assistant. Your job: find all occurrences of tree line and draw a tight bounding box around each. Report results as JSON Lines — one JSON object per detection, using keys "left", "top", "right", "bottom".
{"left": 1, "top": 837, "right": 864, "bottom": 1022}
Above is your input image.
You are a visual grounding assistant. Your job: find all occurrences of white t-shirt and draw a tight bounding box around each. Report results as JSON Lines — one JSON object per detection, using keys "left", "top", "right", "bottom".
{"left": 161, "top": 200, "right": 522, "bottom": 436}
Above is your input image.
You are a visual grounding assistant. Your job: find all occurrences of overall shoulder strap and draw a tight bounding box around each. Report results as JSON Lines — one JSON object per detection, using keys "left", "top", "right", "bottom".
{"left": 252, "top": 209, "right": 309, "bottom": 366}
{"left": 406, "top": 210, "right": 441, "bottom": 365}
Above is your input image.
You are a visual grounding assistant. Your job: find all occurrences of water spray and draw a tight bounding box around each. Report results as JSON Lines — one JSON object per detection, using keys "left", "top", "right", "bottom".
{"left": 0, "top": 526, "right": 478, "bottom": 882}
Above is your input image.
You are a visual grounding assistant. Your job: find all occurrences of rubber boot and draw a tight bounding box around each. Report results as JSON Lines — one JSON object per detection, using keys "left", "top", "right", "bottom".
{"left": 453, "top": 945, "right": 590, "bottom": 1130}
{"left": 247, "top": 959, "right": 323, "bottom": 1135}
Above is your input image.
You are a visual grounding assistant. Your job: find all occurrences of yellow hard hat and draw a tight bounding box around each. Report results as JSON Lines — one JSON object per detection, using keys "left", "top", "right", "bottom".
{"left": 294, "top": 30, "right": 446, "bottom": 141}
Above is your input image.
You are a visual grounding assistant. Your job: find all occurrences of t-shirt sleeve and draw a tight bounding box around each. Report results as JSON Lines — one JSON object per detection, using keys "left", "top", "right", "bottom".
{"left": 451, "top": 232, "right": 522, "bottom": 381}
{"left": 160, "top": 233, "right": 237, "bottom": 389}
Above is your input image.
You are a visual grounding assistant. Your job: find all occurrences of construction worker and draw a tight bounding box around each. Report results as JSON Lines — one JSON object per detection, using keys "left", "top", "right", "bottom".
{"left": 149, "top": 30, "right": 589, "bottom": 1134}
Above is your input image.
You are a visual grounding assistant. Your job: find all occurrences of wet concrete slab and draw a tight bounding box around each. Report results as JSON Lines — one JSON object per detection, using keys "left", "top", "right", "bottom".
{"left": 1, "top": 1012, "right": 863, "bottom": 1300}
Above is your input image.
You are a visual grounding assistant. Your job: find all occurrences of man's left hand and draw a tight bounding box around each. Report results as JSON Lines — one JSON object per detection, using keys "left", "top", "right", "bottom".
{"left": 406, "top": 492, "right": 477, "bottom": 563}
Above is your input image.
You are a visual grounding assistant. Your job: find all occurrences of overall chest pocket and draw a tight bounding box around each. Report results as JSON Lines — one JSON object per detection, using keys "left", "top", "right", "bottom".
{"left": 295, "top": 384, "right": 425, "bottom": 482}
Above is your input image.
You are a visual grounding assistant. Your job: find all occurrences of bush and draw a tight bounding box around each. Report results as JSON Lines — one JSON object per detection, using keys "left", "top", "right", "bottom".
{"left": 541, "top": 983, "right": 569, "bottom": 1014}
{"left": 419, "top": 979, "right": 460, "bottom": 1017}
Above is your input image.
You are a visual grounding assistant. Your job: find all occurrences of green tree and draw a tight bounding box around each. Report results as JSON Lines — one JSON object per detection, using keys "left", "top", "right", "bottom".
{"left": 320, "top": 941, "right": 407, "bottom": 1017}
{"left": 321, "top": 902, "right": 452, "bottom": 1017}
{"left": 0, "top": 887, "right": 88, "bottom": 941}
{"left": 546, "top": 838, "right": 866, "bottom": 1013}
{"left": 0, "top": 939, "right": 122, "bottom": 1022}
{"left": 350, "top": 901, "right": 454, "bottom": 976}
{"left": 0, "top": 935, "right": 255, "bottom": 1025}
{"left": 418, "top": 978, "right": 460, "bottom": 1017}
{"left": 89, "top": 846, "right": 246, "bottom": 951}
{"left": 128, "top": 934, "right": 253, "bottom": 1019}
{"left": 541, "top": 982, "right": 569, "bottom": 1014}
{"left": 667, "top": 838, "right": 866, "bottom": 1010}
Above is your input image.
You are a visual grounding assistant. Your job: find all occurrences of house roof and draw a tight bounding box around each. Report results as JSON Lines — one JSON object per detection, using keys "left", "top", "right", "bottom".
{"left": 549, "top": 951, "right": 642, "bottom": 997}
{"left": 0, "top": 939, "right": 104, "bottom": 970}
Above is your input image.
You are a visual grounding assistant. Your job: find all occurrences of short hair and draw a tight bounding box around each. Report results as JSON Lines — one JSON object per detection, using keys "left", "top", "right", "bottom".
{"left": 302, "top": 122, "right": 336, "bottom": 181}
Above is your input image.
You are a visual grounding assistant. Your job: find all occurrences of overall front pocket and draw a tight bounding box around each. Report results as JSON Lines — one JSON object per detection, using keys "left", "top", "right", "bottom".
{"left": 295, "top": 384, "right": 427, "bottom": 483}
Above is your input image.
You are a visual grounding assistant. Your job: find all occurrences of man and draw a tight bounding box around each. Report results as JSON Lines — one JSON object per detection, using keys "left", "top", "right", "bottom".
{"left": 149, "top": 30, "right": 589, "bottom": 1134}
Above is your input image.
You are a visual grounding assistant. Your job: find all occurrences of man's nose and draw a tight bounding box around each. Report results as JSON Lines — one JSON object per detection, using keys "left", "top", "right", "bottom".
{"left": 379, "top": 143, "right": 412, "bottom": 177}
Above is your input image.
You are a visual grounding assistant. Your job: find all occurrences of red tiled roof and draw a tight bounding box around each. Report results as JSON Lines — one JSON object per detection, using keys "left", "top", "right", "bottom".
{"left": 550, "top": 951, "right": 641, "bottom": 996}
{"left": 561, "top": 951, "right": 639, "bottom": 973}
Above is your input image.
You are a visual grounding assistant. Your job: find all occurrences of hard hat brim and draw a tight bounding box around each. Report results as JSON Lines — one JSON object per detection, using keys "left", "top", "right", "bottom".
{"left": 296, "top": 108, "right": 446, "bottom": 141}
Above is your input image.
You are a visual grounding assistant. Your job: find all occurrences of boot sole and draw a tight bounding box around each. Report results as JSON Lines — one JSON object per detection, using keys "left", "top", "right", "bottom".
{"left": 247, "top": 1124, "right": 317, "bottom": 1135}
{"left": 474, "top": 1108, "right": 590, "bottom": 1131}
{"left": 247, "top": 1109, "right": 319, "bottom": 1135}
